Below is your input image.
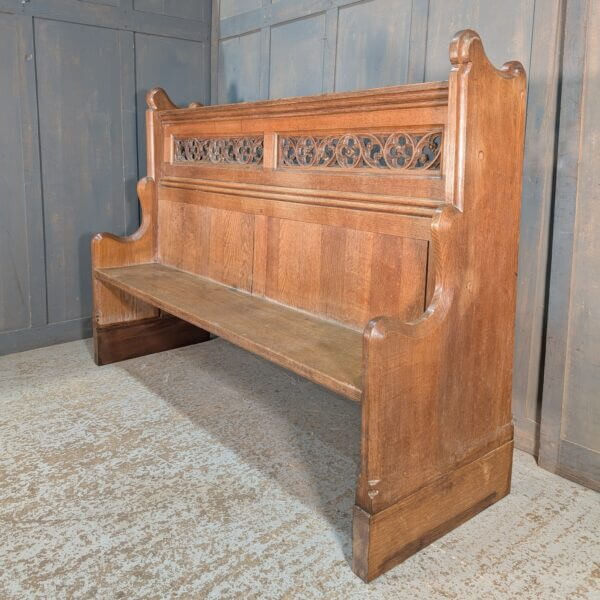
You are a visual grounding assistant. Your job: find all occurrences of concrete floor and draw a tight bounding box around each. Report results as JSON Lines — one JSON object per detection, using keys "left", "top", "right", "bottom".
{"left": 0, "top": 338, "right": 598, "bottom": 599}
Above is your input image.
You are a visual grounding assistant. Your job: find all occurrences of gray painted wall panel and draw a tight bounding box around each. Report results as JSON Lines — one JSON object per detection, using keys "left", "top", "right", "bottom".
{"left": 0, "top": 0, "right": 211, "bottom": 355}
{"left": 220, "top": 0, "right": 261, "bottom": 20}
{"left": 269, "top": 13, "right": 326, "bottom": 98}
{"left": 81, "top": 0, "right": 120, "bottom": 6}
{"left": 135, "top": 33, "right": 210, "bottom": 177}
{"left": 512, "top": 0, "right": 564, "bottom": 454}
{"left": 335, "top": 0, "right": 412, "bottom": 92}
{"left": 424, "top": 0, "right": 535, "bottom": 81}
{"left": 564, "top": 20, "right": 600, "bottom": 451}
{"left": 0, "top": 15, "right": 31, "bottom": 333}
{"left": 134, "top": 0, "right": 209, "bottom": 21}
{"left": 35, "top": 19, "right": 127, "bottom": 323}
{"left": 163, "top": 0, "right": 210, "bottom": 21}
{"left": 134, "top": 0, "right": 165, "bottom": 14}
{"left": 540, "top": 0, "right": 600, "bottom": 490}
{"left": 218, "top": 31, "right": 261, "bottom": 104}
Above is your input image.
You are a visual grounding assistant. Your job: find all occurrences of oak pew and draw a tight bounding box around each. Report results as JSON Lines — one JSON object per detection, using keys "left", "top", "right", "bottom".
{"left": 91, "top": 30, "right": 526, "bottom": 581}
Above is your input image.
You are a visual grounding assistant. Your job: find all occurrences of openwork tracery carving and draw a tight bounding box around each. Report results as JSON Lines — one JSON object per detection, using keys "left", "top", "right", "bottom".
{"left": 174, "top": 136, "right": 264, "bottom": 165}
{"left": 278, "top": 131, "right": 442, "bottom": 170}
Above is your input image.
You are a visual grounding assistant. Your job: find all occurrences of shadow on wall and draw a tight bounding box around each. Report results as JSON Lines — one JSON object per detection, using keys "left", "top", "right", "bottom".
{"left": 227, "top": 83, "right": 241, "bottom": 103}
{"left": 220, "top": 48, "right": 244, "bottom": 104}
{"left": 120, "top": 338, "right": 361, "bottom": 566}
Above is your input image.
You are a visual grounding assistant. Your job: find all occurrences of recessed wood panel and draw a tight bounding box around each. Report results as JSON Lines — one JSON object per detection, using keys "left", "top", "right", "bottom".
{"left": 158, "top": 200, "right": 254, "bottom": 291}
{"left": 553, "top": 0, "right": 600, "bottom": 457}
{"left": 269, "top": 14, "right": 326, "bottom": 99}
{"left": 35, "top": 19, "right": 126, "bottom": 324}
{"left": 335, "top": 0, "right": 412, "bottom": 92}
{"left": 134, "top": 0, "right": 209, "bottom": 20}
{"left": 136, "top": 32, "right": 210, "bottom": 177}
{"left": 217, "top": 31, "right": 261, "bottom": 104}
{"left": 266, "top": 219, "right": 324, "bottom": 314}
{"left": 220, "top": 0, "right": 262, "bottom": 20}
{"left": 265, "top": 218, "right": 428, "bottom": 328}
{"left": 81, "top": 0, "right": 119, "bottom": 6}
{"left": 0, "top": 15, "right": 30, "bottom": 333}
{"left": 425, "top": 0, "right": 535, "bottom": 81}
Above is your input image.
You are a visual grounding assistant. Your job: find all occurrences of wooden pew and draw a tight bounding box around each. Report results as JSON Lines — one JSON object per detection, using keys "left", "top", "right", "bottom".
{"left": 92, "top": 30, "right": 526, "bottom": 581}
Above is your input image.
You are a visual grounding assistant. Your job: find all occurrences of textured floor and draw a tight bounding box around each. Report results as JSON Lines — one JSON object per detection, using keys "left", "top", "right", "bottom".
{"left": 0, "top": 339, "right": 598, "bottom": 599}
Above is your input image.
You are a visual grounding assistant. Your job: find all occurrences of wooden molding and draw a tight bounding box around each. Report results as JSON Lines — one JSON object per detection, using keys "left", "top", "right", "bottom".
{"left": 159, "top": 81, "right": 449, "bottom": 123}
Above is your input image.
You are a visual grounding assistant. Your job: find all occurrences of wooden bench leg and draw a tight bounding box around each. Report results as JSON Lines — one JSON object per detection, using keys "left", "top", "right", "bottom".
{"left": 93, "top": 313, "right": 210, "bottom": 365}
{"left": 352, "top": 441, "right": 513, "bottom": 582}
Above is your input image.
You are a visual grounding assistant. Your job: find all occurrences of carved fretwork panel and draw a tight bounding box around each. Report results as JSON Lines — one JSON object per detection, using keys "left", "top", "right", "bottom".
{"left": 174, "top": 136, "right": 264, "bottom": 165}
{"left": 278, "top": 131, "right": 442, "bottom": 171}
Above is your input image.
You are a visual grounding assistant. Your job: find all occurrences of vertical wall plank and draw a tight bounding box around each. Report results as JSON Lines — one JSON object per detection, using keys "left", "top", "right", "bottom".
{"left": 134, "top": 0, "right": 209, "bottom": 21}
{"left": 135, "top": 32, "right": 210, "bottom": 176}
{"left": 335, "top": 0, "right": 412, "bottom": 92}
{"left": 512, "top": 0, "right": 565, "bottom": 455}
{"left": 18, "top": 15, "right": 48, "bottom": 330}
{"left": 118, "top": 30, "right": 139, "bottom": 235}
{"left": 35, "top": 19, "right": 127, "bottom": 324}
{"left": 322, "top": 7, "right": 338, "bottom": 93}
{"left": 424, "top": 0, "right": 535, "bottom": 81}
{"left": 0, "top": 14, "right": 32, "bottom": 333}
{"left": 258, "top": 1, "right": 271, "bottom": 101}
{"left": 407, "top": 0, "right": 429, "bottom": 83}
{"left": 269, "top": 13, "right": 326, "bottom": 98}
{"left": 211, "top": 0, "right": 220, "bottom": 105}
{"left": 217, "top": 31, "right": 261, "bottom": 103}
{"left": 133, "top": 0, "right": 163, "bottom": 13}
{"left": 220, "top": 0, "right": 261, "bottom": 20}
{"left": 540, "top": 0, "right": 600, "bottom": 490}
{"left": 258, "top": 26, "right": 271, "bottom": 99}
{"left": 163, "top": 0, "right": 210, "bottom": 21}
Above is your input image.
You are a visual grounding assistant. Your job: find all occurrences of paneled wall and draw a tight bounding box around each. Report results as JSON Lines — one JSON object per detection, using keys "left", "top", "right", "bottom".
{"left": 210, "top": 0, "right": 563, "bottom": 460}
{"left": 0, "top": 0, "right": 210, "bottom": 354}
{"left": 539, "top": 0, "right": 599, "bottom": 491}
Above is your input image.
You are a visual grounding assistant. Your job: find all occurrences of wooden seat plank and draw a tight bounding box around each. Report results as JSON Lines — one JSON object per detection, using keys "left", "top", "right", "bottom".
{"left": 95, "top": 263, "right": 363, "bottom": 401}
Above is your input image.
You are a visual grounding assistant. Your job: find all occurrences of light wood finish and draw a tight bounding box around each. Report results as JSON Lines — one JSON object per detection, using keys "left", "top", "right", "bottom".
{"left": 91, "top": 177, "right": 158, "bottom": 327}
{"left": 353, "top": 441, "right": 513, "bottom": 581}
{"left": 159, "top": 183, "right": 434, "bottom": 241}
{"left": 353, "top": 31, "right": 526, "bottom": 579}
{"left": 91, "top": 30, "right": 526, "bottom": 581}
{"left": 263, "top": 218, "right": 427, "bottom": 328}
{"left": 96, "top": 263, "right": 363, "bottom": 400}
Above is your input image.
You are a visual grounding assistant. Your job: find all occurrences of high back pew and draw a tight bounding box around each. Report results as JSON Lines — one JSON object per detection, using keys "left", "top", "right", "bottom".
{"left": 92, "top": 30, "right": 526, "bottom": 581}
